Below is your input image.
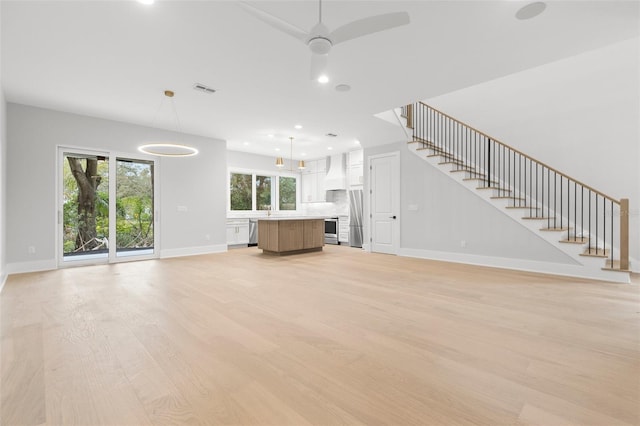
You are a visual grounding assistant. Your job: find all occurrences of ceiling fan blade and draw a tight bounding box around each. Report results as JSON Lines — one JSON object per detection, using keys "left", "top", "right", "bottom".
{"left": 310, "top": 53, "right": 328, "bottom": 80}
{"left": 330, "top": 12, "right": 410, "bottom": 45}
{"left": 237, "top": 1, "right": 309, "bottom": 43}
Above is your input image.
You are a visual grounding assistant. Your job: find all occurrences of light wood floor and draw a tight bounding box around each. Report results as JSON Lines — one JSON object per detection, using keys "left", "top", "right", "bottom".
{"left": 2, "top": 245, "right": 639, "bottom": 425}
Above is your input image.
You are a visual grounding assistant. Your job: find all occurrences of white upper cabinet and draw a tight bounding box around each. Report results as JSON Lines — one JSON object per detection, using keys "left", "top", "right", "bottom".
{"left": 301, "top": 158, "right": 327, "bottom": 202}
{"left": 349, "top": 150, "right": 364, "bottom": 187}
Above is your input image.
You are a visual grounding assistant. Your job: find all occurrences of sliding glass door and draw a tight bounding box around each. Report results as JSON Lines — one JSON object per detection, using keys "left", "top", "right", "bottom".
{"left": 115, "top": 158, "right": 154, "bottom": 258}
{"left": 59, "top": 149, "right": 157, "bottom": 265}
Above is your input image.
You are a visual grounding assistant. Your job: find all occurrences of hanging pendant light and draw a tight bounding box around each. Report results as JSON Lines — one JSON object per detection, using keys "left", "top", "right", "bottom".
{"left": 275, "top": 136, "right": 305, "bottom": 171}
{"left": 138, "top": 90, "right": 199, "bottom": 157}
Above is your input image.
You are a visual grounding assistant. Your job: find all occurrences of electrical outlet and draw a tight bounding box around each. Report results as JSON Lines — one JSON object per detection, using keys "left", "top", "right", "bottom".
{"left": 28, "top": 246, "right": 36, "bottom": 254}
{"left": 460, "top": 240, "right": 467, "bottom": 248}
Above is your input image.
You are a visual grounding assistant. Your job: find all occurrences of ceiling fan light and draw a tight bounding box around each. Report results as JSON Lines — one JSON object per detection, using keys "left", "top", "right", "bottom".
{"left": 308, "top": 37, "right": 332, "bottom": 55}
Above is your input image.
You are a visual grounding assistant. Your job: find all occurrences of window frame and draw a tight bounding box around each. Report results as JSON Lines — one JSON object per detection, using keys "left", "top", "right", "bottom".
{"left": 227, "top": 168, "right": 300, "bottom": 213}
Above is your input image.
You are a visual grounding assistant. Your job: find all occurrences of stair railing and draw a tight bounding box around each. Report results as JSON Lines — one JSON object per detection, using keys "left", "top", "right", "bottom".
{"left": 404, "top": 101, "right": 629, "bottom": 271}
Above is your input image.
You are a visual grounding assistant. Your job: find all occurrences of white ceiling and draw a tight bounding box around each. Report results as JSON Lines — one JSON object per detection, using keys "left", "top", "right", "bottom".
{"left": 2, "top": 1, "right": 638, "bottom": 160}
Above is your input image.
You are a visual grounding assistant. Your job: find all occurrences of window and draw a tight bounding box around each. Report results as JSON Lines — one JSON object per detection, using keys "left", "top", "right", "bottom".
{"left": 229, "top": 171, "right": 297, "bottom": 212}
{"left": 255, "top": 175, "right": 272, "bottom": 210}
{"left": 279, "top": 176, "right": 296, "bottom": 210}
{"left": 230, "top": 173, "right": 252, "bottom": 210}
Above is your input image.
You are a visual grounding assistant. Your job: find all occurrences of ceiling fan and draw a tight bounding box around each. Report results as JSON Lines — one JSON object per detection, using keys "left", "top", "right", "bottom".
{"left": 238, "top": 0, "right": 410, "bottom": 81}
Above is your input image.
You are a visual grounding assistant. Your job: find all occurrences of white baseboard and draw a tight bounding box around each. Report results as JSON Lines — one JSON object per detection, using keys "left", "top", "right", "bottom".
{"left": 160, "top": 244, "right": 227, "bottom": 259}
{"left": 6, "top": 259, "right": 57, "bottom": 275}
{"left": 0, "top": 272, "right": 6, "bottom": 293}
{"left": 398, "top": 248, "right": 631, "bottom": 284}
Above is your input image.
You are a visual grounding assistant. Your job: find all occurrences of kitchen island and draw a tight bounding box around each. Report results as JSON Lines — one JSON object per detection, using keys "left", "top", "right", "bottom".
{"left": 258, "top": 218, "right": 324, "bottom": 255}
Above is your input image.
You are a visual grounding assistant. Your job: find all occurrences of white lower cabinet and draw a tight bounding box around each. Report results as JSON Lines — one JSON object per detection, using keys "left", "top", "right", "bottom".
{"left": 226, "top": 219, "right": 250, "bottom": 245}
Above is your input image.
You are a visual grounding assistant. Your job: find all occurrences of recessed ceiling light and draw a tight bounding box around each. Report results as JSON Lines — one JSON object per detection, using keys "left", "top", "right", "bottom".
{"left": 318, "top": 75, "right": 329, "bottom": 84}
{"left": 354, "top": 139, "right": 360, "bottom": 145}
{"left": 275, "top": 148, "right": 281, "bottom": 152}
{"left": 243, "top": 142, "right": 250, "bottom": 146}
{"left": 137, "top": 0, "right": 154, "bottom": 5}
{"left": 335, "top": 84, "right": 351, "bottom": 92}
{"left": 294, "top": 124, "right": 303, "bottom": 129}
{"left": 301, "top": 153, "right": 307, "bottom": 156}
{"left": 516, "top": 2, "right": 546, "bottom": 20}
{"left": 328, "top": 147, "right": 333, "bottom": 150}
{"left": 267, "top": 134, "right": 274, "bottom": 138}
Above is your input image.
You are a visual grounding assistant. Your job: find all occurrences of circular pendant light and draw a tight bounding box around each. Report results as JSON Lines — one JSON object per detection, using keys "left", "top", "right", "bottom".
{"left": 138, "top": 143, "right": 199, "bottom": 157}
{"left": 138, "top": 90, "right": 199, "bottom": 157}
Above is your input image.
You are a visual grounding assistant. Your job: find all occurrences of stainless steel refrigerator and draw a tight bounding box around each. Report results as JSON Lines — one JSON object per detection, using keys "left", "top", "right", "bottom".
{"left": 349, "top": 189, "right": 363, "bottom": 247}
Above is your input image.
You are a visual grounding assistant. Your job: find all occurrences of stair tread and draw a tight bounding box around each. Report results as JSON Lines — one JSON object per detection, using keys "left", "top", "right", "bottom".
{"left": 560, "top": 237, "right": 589, "bottom": 244}
{"left": 463, "top": 178, "right": 499, "bottom": 183}
{"left": 506, "top": 206, "right": 540, "bottom": 209}
{"left": 477, "top": 187, "right": 511, "bottom": 192}
{"left": 601, "top": 260, "right": 630, "bottom": 272}
{"left": 439, "top": 160, "right": 465, "bottom": 165}
{"left": 540, "top": 227, "right": 571, "bottom": 231}
{"left": 522, "top": 216, "right": 552, "bottom": 220}
{"left": 428, "top": 153, "right": 457, "bottom": 159}
{"left": 491, "top": 196, "right": 526, "bottom": 200}
{"left": 450, "top": 168, "right": 477, "bottom": 173}
{"left": 581, "top": 248, "right": 610, "bottom": 258}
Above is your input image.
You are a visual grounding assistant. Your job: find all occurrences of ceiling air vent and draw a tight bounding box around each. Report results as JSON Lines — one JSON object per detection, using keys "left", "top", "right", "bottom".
{"left": 326, "top": 133, "right": 338, "bottom": 137}
{"left": 193, "top": 83, "right": 216, "bottom": 94}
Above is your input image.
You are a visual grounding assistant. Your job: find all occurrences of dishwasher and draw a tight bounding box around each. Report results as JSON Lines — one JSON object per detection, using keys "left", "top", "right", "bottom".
{"left": 249, "top": 219, "right": 258, "bottom": 246}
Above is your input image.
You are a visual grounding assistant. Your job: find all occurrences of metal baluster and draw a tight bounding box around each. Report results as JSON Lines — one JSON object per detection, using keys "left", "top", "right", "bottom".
{"left": 560, "top": 175, "right": 563, "bottom": 230}
{"left": 589, "top": 190, "right": 591, "bottom": 254}
{"left": 573, "top": 182, "right": 576, "bottom": 241}
{"left": 547, "top": 169, "right": 551, "bottom": 229}
{"left": 596, "top": 195, "right": 599, "bottom": 255}
{"left": 603, "top": 195, "right": 606, "bottom": 259}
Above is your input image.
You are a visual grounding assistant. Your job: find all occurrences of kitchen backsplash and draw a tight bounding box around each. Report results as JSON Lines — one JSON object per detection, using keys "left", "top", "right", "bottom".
{"left": 301, "top": 190, "right": 349, "bottom": 217}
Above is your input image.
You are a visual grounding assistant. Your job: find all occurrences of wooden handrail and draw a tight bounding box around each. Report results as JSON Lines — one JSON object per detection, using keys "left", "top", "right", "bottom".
{"left": 417, "top": 101, "right": 621, "bottom": 205}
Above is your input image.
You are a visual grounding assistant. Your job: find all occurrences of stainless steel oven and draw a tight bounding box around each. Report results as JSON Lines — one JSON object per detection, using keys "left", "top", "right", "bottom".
{"left": 324, "top": 217, "right": 339, "bottom": 245}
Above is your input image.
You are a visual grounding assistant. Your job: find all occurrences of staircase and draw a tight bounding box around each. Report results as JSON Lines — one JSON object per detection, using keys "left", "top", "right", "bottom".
{"left": 395, "top": 102, "right": 631, "bottom": 283}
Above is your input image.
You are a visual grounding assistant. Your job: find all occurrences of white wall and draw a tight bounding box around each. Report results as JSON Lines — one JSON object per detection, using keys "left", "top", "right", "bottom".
{"left": 227, "top": 149, "right": 281, "bottom": 172}
{"left": 364, "top": 142, "right": 576, "bottom": 268}
{"left": 425, "top": 38, "right": 640, "bottom": 265}
{"left": 6, "top": 104, "right": 227, "bottom": 272}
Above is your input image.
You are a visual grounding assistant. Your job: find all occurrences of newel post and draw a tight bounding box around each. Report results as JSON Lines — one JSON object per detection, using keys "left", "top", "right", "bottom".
{"left": 406, "top": 104, "right": 413, "bottom": 129}
{"left": 620, "top": 198, "right": 629, "bottom": 270}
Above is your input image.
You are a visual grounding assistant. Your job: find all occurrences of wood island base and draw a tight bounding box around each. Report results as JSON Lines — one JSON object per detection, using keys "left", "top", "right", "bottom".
{"left": 258, "top": 218, "right": 325, "bottom": 255}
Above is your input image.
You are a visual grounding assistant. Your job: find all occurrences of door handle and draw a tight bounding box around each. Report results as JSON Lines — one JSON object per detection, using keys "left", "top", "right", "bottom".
{"left": 389, "top": 215, "right": 397, "bottom": 219}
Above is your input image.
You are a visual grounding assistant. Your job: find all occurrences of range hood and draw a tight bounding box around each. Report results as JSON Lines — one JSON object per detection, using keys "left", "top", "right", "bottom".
{"left": 324, "top": 154, "right": 347, "bottom": 190}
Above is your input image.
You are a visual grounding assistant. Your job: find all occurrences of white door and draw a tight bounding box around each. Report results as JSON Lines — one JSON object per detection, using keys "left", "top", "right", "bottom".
{"left": 369, "top": 152, "right": 400, "bottom": 254}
